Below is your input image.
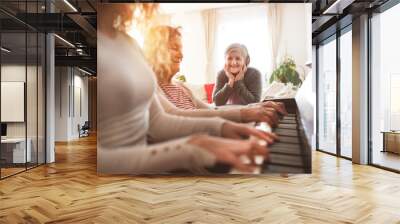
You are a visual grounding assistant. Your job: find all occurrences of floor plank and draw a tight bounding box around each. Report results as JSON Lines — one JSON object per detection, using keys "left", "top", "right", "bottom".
{"left": 0, "top": 134, "right": 399, "bottom": 223}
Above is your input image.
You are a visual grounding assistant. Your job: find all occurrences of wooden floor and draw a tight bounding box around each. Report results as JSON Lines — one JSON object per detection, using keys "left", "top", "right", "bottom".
{"left": 373, "top": 150, "right": 400, "bottom": 171}
{"left": 1, "top": 167, "right": 26, "bottom": 178}
{"left": 1, "top": 135, "right": 400, "bottom": 224}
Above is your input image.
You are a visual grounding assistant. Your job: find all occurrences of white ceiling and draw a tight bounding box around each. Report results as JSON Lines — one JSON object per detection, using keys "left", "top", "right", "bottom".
{"left": 159, "top": 3, "right": 250, "bottom": 14}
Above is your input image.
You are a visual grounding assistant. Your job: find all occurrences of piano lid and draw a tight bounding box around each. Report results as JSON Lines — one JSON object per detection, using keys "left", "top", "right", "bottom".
{"left": 295, "top": 71, "right": 315, "bottom": 150}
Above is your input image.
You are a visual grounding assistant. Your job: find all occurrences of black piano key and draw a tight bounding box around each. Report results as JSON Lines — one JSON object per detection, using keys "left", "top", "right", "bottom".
{"left": 263, "top": 164, "right": 305, "bottom": 173}
{"left": 267, "top": 154, "right": 304, "bottom": 167}
{"left": 270, "top": 143, "right": 301, "bottom": 149}
{"left": 269, "top": 143, "right": 302, "bottom": 156}
{"left": 276, "top": 136, "right": 300, "bottom": 144}
{"left": 274, "top": 128, "right": 299, "bottom": 137}
{"left": 270, "top": 142, "right": 302, "bottom": 149}
{"left": 255, "top": 99, "right": 312, "bottom": 174}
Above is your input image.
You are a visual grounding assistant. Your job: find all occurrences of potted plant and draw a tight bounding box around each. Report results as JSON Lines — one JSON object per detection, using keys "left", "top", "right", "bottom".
{"left": 269, "top": 57, "right": 302, "bottom": 87}
{"left": 175, "top": 73, "right": 186, "bottom": 82}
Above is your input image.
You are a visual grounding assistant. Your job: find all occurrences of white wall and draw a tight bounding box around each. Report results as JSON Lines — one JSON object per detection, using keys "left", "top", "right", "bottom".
{"left": 1, "top": 64, "right": 46, "bottom": 163}
{"left": 72, "top": 74, "right": 89, "bottom": 138}
{"left": 1, "top": 65, "right": 38, "bottom": 138}
{"left": 55, "top": 67, "right": 89, "bottom": 141}
{"left": 55, "top": 67, "right": 69, "bottom": 141}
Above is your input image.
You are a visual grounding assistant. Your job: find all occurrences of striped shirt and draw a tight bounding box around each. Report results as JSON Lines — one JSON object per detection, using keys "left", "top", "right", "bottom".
{"left": 160, "top": 83, "right": 196, "bottom": 110}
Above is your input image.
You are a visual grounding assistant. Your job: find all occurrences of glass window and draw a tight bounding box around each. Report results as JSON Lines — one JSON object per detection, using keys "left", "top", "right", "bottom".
{"left": 215, "top": 5, "right": 270, "bottom": 87}
{"left": 340, "top": 29, "right": 352, "bottom": 158}
{"left": 1, "top": 31, "right": 28, "bottom": 178}
{"left": 0, "top": 1, "right": 46, "bottom": 179}
{"left": 27, "top": 31, "right": 39, "bottom": 169}
{"left": 371, "top": 3, "right": 400, "bottom": 171}
{"left": 38, "top": 32, "right": 46, "bottom": 165}
{"left": 318, "top": 37, "right": 337, "bottom": 154}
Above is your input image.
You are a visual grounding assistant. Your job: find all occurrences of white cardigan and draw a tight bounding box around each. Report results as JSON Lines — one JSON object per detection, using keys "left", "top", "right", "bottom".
{"left": 97, "top": 31, "right": 226, "bottom": 174}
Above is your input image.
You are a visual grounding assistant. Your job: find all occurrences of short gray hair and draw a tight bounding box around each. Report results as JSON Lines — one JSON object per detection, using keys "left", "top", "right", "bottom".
{"left": 224, "top": 43, "right": 250, "bottom": 65}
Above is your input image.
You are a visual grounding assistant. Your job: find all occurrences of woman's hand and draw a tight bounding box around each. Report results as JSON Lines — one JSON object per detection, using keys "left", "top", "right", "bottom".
{"left": 256, "top": 101, "right": 288, "bottom": 116}
{"left": 240, "top": 106, "right": 280, "bottom": 127}
{"left": 224, "top": 64, "right": 235, "bottom": 88}
{"left": 235, "top": 64, "right": 247, "bottom": 81}
{"left": 221, "top": 121, "right": 277, "bottom": 144}
{"left": 188, "top": 134, "right": 269, "bottom": 172}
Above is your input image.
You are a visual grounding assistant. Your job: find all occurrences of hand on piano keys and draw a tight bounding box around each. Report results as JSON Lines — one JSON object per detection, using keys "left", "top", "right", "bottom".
{"left": 208, "top": 99, "right": 311, "bottom": 174}
{"left": 230, "top": 113, "right": 307, "bottom": 174}
{"left": 256, "top": 101, "right": 288, "bottom": 116}
{"left": 221, "top": 121, "right": 277, "bottom": 145}
{"left": 241, "top": 101, "right": 289, "bottom": 127}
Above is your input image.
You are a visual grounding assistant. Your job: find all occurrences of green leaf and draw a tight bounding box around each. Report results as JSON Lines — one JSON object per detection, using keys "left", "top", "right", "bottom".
{"left": 268, "top": 56, "right": 301, "bottom": 87}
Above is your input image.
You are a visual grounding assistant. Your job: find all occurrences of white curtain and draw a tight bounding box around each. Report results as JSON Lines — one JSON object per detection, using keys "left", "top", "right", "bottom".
{"left": 266, "top": 4, "right": 282, "bottom": 73}
{"left": 202, "top": 9, "right": 217, "bottom": 83}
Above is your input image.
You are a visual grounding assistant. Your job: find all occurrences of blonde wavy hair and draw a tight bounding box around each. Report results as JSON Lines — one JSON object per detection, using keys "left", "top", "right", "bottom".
{"left": 143, "top": 25, "right": 182, "bottom": 83}
{"left": 98, "top": 3, "right": 159, "bottom": 36}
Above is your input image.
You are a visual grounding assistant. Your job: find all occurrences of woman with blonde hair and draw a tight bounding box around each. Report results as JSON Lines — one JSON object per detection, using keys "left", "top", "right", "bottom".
{"left": 143, "top": 25, "right": 286, "bottom": 126}
{"left": 98, "top": 4, "right": 273, "bottom": 174}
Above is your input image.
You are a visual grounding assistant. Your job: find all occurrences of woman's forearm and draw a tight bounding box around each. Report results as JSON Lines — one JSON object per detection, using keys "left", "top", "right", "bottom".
{"left": 158, "top": 92, "right": 241, "bottom": 122}
{"left": 98, "top": 137, "right": 215, "bottom": 174}
{"left": 147, "top": 94, "right": 226, "bottom": 143}
{"left": 213, "top": 83, "right": 234, "bottom": 106}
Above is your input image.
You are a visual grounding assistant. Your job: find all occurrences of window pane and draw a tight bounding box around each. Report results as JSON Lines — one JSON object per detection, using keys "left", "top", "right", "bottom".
{"left": 0, "top": 1, "right": 46, "bottom": 178}
{"left": 1, "top": 31, "right": 28, "bottom": 177}
{"left": 38, "top": 32, "right": 46, "bottom": 165}
{"left": 371, "top": 4, "right": 400, "bottom": 171}
{"left": 340, "top": 29, "right": 352, "bottom": 158}
{"left": 27, "top": 31, "right": 38, "bottom": 169}
{"left": 318, "top": 38, "right": 337, "bottom": 154}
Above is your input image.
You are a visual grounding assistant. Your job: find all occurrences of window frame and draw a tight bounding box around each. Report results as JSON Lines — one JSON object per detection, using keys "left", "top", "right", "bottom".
{"left": 315, "top": 24, "right": 352, "bottom": 161}
{"left": 368, "top": 0, "right": 400, "bottom": 173}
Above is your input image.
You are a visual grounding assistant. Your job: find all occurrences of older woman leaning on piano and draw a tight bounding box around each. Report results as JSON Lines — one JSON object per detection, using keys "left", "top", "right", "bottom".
{"left": 98, "top": 4, "right": 280, "bottom": 175}
{"left": 212, "top": 43, "right": 262, "bottom": 107}
{"left": 143, "top": 25, "right": 287, "bottom": 127}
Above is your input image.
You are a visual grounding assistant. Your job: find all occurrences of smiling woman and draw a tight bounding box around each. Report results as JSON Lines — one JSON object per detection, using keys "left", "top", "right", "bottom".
{"left": 212, "top": 43, "right": 262, "bottom": 106}
{"left": 143, "top": 26, "right": 183, "bottom": 84}
{"left": 143, "top": 26, "right": 198, "bottom": 110}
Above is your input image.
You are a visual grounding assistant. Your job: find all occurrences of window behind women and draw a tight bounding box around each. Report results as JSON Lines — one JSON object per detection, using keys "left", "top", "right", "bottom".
{"left": 212, "top": 44, "right": 262, "bottom": 106}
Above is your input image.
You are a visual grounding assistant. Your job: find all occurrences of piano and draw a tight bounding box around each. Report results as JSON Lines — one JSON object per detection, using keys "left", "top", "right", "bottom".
{"left": 206, "top": 98, "right": 312, "bottom": 174}
{"left": 258, "top": 98, "right": 312, "bottom": 174}
{"left": 208, "top": 74, "right": 315, "bottom": 174}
